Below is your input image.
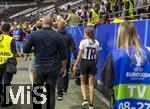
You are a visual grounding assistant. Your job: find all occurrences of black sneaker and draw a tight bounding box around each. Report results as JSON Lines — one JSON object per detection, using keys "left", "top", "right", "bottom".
{"left": 0, "top": 95, "right": 4, "bottom": 105}
{"left": 1, "top": 101, "right": 13, "bottom": 107}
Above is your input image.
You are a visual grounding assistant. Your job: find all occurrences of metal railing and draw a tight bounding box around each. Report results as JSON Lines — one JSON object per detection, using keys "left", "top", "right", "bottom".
{"left": 4, "top": 2, "right": 150, "bottom": 23}
{"left": 105, "top": 4, "right": 150, "bottom": 16}
{"left": 75, "top": 4, "right": 150, "bottom": 26}
{"left": 0, "top": 0, "right": 54, "bottom": 7}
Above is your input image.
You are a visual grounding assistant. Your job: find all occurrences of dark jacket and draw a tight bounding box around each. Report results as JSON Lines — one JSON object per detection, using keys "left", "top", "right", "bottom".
{"left": 0, "top": 31, "right": 2, "bottom": 35}
{"left": 59, "top": 29, "right": 77, "bottom": 59}
{"left": 101, "top": 53, "right": 114, "bottom": 99}
{"left": 23, "top": 27, "right": 66, "bottom": 64}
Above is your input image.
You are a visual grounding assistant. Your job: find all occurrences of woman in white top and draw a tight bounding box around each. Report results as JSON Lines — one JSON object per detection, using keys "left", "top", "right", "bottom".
{"left": 73, "top": 27, "right": 100, "bottom": 109}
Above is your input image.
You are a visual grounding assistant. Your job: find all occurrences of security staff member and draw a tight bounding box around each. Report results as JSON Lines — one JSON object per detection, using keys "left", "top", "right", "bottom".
{"left": 87, "top": 4, "right": 100, "bottom": 26}
{"left": 23, "top": 15, "right": 66, "bottom": 109}
{"left": 102, "top": 21, "right": 150, "bottom": 109}
{"left": 123, "top": 0, "right": 134, "bottom": 19}
{"left": 57, "top": 21, "right": 77, "bottom": 100}
{"left": 73, "top": 28, "right": 100, "bottom": 109}
{"left": 0, "top": 23, "right": 16, "bottom": 107}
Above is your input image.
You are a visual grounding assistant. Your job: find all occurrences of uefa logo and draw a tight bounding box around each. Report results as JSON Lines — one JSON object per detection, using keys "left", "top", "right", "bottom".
{"left": 133, "top": 66, "right": 143, "bottom": 72}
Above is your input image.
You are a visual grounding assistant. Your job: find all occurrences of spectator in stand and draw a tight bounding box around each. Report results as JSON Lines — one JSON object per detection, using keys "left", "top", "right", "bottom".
{"left": 82, "top": 6, "right": 89, "bottom": 25}
{"left": 55, "top": 10, "right": 65, "bottom": 23}
{"left": 83, "top": 0, "right": 89, "bottom": 3}
{"left": 112, "top": 0, "right": 119, "bottom": 17}
{"left": 118, "top": 0, "right": 123, "bottom": 17}
{"left": 77, "top": 7, "right": 84, "bottom": 26}
{"left": 100, "top": 1, "right": 106, "bottom": 16}
{"left": 135, "top": 0, "right": 149, "bottom": 19}
{"left": 67, "top": 4, "right": 71, "bottom": 10}
{"left": 87, "top": 1, "right": 94, "bottom": 10}
{"left": 66, "top": 9, "right": 81, "bottom": 27}
{"left": 106, "top": 0, "right": 113, "bottom": 13}
{"left": 76, "top": 6, "right": 82, "bottom": 17}
{"left": 148, "top": 0, "right": 150, "bottom": 18}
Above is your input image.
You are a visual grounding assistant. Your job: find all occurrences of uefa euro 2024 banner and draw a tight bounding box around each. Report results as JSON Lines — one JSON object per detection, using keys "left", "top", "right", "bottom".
{"left": 66, "top": 19, "right": 150, "bottom": 80}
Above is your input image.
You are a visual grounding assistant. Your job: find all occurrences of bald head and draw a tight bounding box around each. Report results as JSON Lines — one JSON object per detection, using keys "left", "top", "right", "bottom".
{"left": 36, "top": 21, "right": 42, "bottom": 29}
{"left": 57, "top": 20, "right": 66, "bottom": 31}
{"left": 42, "top": 15, "right": 52, "bottom": 27}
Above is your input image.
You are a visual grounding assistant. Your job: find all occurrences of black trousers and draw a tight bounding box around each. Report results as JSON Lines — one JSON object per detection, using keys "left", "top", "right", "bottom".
{"left": 0, "top": 66, "right": 6, "bottom": 95}
{"left": 57, "top": 57, "right": 70, "bottom": 96}
{"left": 0, "top": 65, "right": 14, "bottom": 105}
{"left": 32, "top": 63, "right": 61, "bottom": 109}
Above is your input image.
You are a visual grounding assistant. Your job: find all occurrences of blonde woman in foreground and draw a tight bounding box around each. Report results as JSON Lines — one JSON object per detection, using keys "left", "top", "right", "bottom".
{"left": 102, "top": 21, "right": 150, "bottom": 109}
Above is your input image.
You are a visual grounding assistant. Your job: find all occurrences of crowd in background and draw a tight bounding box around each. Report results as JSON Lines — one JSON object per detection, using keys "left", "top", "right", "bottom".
{"left": 51, "top": 0, "right": 150, "bottom": 26}
{"left": 0, "top": 0, "right": 150, "bottom": 27}
{"left": 0, "top": 0, "right": 150, "bottom": 39}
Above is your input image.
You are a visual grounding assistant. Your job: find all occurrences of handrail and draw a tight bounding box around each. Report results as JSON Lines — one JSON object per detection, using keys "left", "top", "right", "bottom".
{"left": 76, "top": 12, "right": 150, "bottom": 25}
{"left": 104, "top": 4, "right": 150, "bottom": 16}
{"left": 5, "top": 2, "right": 150, "bottom": 22}
{"left": 0, "top": 0, "right": 54, "bottom": 7}
{"left": 76, "top": 4, "right": 150, "bottom": 25}
{"left": 117, "top": 13, "right": 150, "bottom": 19}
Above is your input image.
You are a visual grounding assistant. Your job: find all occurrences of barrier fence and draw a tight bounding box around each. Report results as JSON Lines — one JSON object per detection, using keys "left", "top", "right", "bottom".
{"left": 66, "top": 19, "right": 150, "bottom": 80}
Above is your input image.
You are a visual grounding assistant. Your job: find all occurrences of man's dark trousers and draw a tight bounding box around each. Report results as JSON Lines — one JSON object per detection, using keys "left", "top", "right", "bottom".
{"left": 32, "top": 63, "right": 60, "bottom": 109}
{"left": 57, "top": 57, "right": 70, "bottom": 96}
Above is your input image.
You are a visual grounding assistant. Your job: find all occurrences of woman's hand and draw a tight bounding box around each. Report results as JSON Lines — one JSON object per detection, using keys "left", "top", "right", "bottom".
{"left": 73, "top": 65, "right": 78, "bottom": 74}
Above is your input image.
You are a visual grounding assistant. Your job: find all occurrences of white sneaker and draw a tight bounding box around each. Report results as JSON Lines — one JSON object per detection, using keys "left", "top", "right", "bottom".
{"left": 57, "top": 96, "right": 63, "bottom": 101}
{"left": 82, "top": 101, "right": 88, "bottom": 109}
{"left": 89, "top": 106, "right": 94, "bottom": 109}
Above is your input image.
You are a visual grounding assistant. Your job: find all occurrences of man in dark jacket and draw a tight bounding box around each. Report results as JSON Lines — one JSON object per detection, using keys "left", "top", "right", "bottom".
{"left": 57, "top": 21, "right": 77, "bottom": 100}
{"left": 23, "top": 16, "right": 67, "bottom": 109}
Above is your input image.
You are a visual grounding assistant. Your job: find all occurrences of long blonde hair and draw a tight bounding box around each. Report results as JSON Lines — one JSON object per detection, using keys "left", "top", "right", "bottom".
{"left": 84, "top": 27, "right": 95, "bottom": 43}
{"left": 117, "top": 21, "right": 143, "bottom": 59}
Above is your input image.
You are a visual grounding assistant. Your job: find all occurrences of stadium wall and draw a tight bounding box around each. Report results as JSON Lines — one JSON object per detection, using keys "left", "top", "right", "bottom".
{"left": 66, "top": 19, "right": 150, "bottom": 82}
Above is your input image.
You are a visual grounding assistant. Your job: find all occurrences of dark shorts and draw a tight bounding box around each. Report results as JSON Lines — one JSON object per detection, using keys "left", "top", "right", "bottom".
{"left": 80, "top": 59, "right": 97, "bottom": 75}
